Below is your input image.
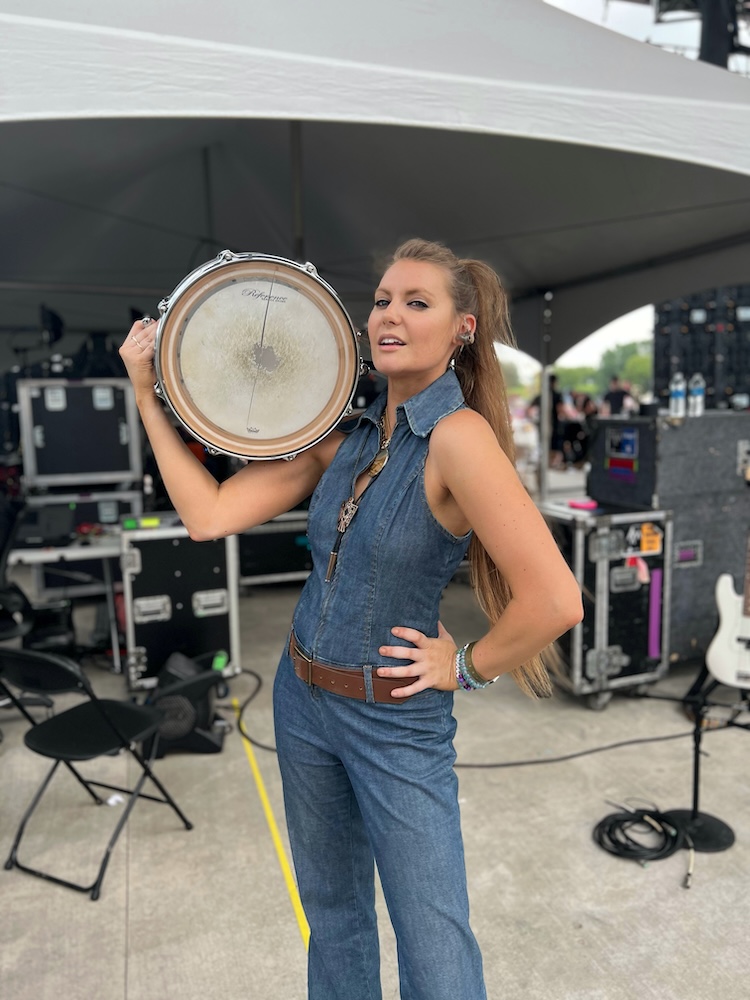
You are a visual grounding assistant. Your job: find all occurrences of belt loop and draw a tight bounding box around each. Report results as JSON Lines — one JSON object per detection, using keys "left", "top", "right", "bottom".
{"left": 362, "top": 665, "right": 375, "bottom": 704}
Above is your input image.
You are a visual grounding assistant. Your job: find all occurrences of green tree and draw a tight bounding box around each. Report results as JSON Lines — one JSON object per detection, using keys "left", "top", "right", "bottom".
{"left": 554, "top": 366, "right": 599, "bottom": 396}
{"left": 598, "top": 341, "right": 652, "bottom": 396}
{"left": 622, "top": 351, "right": 653, "bottom": 396}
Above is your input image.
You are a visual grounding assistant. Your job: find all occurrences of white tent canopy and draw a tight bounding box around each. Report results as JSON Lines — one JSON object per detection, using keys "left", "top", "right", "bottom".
{"left": 1, "top": 0, "right": 749, "bottom": 360}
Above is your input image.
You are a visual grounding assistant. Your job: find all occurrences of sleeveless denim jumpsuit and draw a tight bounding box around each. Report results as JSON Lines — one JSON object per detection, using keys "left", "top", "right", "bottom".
{"left": 273, "top": 370, "right": 487, "bottom": 1000}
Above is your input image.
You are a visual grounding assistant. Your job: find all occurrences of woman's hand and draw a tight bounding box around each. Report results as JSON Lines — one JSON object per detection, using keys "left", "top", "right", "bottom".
{"left": 119, "top": 317, "right": 158, "bottom": 400}
{"left": 377, "top": 620, "right": 458, "bottom": 697}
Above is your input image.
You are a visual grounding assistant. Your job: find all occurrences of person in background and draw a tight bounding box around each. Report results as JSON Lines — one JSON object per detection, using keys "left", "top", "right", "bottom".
{"left": 602, "top": 374, "right": 635, "bottom": 416}
{"left": 620, "top": 379, "right": 639, "bottom": 414}
{"left": 563, "top": 392, "right": 598, "bottom": 467}
{"left": 526, "top": 372, "right": 566, "bottom": 469}
{"left": 120, "top": 238, "right": 582, "bottom": 1000}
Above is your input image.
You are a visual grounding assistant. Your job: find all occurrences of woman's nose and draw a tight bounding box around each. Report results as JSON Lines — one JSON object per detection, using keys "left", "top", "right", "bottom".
{"left": 381, "top": 300, "right": 400, "bottom": 323}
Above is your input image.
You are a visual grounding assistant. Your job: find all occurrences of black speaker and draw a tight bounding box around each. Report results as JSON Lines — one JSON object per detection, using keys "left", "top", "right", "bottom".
{"left": 143, "top": 651, "right": 225, "bottom": 758}
{"left": 654, "top": 284, "right": 750, "bottom": 408}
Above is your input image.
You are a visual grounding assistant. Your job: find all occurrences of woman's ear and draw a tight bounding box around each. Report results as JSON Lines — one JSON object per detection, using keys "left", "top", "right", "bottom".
{"left": 455, "top": 316, "right": 476, "bottom": 345}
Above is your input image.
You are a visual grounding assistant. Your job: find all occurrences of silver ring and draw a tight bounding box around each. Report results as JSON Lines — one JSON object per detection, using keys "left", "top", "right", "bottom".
{"left": 130, "top": 335, "right": 142, "bottom": 347}
{"left": 141, "top": 315, "right": 153, "bottom": 328}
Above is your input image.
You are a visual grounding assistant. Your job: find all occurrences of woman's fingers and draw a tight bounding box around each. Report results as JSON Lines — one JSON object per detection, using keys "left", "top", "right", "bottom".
{"left": 122, "top": 316, "right": 155, "bottom": 343}
{"left": 119, "top": 320, "right": 158, "bottom": 394}
{"left": 377, "top": 626, "right": 458, "bottom": 693}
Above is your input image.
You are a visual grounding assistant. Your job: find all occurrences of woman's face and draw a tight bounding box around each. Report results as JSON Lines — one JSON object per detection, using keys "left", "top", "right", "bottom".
{"left": 368, "top": 259, "right": 474, "bottom": 386}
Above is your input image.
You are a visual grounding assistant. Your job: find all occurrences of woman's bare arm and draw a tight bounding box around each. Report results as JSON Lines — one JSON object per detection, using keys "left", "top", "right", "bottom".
{"left": 434, "top": 408, "right": 582, "bottom": 677}
{"left": 120, "top": 321, "right": 339, "bottom": 540}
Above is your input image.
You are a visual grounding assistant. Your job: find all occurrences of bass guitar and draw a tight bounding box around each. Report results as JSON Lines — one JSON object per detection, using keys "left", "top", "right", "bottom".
{"left": 706, "top": 533, "right": 750, "bottom": 688}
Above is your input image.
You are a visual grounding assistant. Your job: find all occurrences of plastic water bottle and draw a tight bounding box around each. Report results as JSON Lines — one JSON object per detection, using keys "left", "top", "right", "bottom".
{"left": 687, "top": 373, "right": 706, "bottom": 417}
{"left": 668, "top": 372, "right": 686, "bottom": 419}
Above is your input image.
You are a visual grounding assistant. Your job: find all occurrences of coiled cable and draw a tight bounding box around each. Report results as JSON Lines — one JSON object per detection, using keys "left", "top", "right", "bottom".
{"left": 593, "top": 800, "right": 695, "bottom": 887}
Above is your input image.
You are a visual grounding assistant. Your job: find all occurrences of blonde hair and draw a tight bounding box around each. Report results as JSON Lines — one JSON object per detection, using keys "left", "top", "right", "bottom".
{"left": 390, "top": 238, "right": 553, "bottom": 698}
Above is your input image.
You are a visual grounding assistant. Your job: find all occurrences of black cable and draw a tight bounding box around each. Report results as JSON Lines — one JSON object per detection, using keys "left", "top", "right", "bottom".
{"left": 593, "top": 802, "right": 696, "bottom": 888}
{"left": 216, "top": 668, "right": 277, "bottom": 754}
{"left": 226, "top": 682, "right": 739, "bottom": 763}
{"left": 454, "top": 728, "right": 700, "bottom": 768}
{"left": 593, "top": 808, "right": 684, "bottom": 860}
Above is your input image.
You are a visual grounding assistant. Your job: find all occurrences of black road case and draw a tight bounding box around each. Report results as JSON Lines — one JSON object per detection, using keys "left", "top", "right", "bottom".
{"left": 239, "top": 511, "right": 312, "bottom": 585}
{"left": 16, "top": 377, "right": 142, "bottom": 489}
{"left": 538, "top": 501, "right": 673, "bottom": 709}
{"left": 120, "top": 516, "right": 240, "bottom": 690}
{"left": 586, "top": 411, "right": 749, "bottom": 664}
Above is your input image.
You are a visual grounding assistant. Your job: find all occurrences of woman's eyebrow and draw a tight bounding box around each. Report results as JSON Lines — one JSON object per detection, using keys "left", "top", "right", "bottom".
{"left": 374, "top": 286, "right": 433, "bottom": 298}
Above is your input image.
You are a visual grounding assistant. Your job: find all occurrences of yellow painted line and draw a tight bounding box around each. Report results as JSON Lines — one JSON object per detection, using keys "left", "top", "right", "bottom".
{"left": 233, "top": 698, "right": 310, "bottom": 949}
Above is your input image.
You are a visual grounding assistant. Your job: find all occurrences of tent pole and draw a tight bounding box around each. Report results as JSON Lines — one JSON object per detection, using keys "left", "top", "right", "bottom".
{"left": 290, "top": 121, "right": 305, "bottom": 262}
{"left": 537, "top": 291, "right": 554, "bottom": 502}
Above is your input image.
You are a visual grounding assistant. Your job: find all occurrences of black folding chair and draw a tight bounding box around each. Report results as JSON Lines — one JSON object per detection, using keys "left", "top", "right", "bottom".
{"left": 1, "top": 646, "right": 193, "bottom": 900}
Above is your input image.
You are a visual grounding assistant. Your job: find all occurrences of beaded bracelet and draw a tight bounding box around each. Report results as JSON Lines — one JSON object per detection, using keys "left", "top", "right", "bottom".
{"left": 455, "top": 646, "right": 475, "bottom": 690}
{"left": 455, "top": 642, "right": 495, "bottom": 691}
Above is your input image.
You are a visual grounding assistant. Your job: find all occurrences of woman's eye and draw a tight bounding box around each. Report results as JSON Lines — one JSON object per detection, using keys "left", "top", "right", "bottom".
{"left": 408, "top": 300, "right": 428, "bottom": 309}
{"left": 374, "top": 299, "right": 389, "bottom": 308}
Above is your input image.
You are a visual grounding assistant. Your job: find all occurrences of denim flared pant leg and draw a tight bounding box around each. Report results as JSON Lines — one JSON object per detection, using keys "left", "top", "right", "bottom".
{"left": 274, "top": 651, "right": 487, "bottom": 1000}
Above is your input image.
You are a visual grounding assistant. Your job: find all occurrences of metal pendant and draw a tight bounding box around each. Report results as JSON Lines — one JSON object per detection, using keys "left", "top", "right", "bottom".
{"left": 368, "top": 448, "right": 389, "bottom": 478}
{"left": 337, "top": 497, "right": 359, "bottom": 533}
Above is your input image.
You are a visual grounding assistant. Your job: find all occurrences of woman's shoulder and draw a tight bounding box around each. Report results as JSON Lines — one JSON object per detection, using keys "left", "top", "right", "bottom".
{"left": 430, "top": 406, "right": 499, "bottom": 460}
{"left": 428, "top": 406, "right": 515, "bottom": 494}
{"left": 434, "top": 405, "right": 490, "bottom": 436}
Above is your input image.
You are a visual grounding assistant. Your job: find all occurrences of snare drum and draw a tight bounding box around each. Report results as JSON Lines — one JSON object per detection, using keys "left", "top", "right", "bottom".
{"left": 154, "top": 250, "right": 362, "bottom": 460}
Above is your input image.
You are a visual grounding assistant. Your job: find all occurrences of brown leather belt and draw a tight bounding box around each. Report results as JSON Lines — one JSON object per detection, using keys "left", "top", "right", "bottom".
{"left": 288, "top": 633, "right": 417, "bottom": 703}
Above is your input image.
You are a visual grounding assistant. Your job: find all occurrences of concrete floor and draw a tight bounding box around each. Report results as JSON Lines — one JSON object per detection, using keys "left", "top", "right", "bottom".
{"left": 2, "top": 471, "right": 749, "bottom": 1000}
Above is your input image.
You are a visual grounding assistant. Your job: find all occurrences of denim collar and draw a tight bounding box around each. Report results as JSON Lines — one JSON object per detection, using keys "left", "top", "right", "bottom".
{"left": 352, "top": 369, "right": 466, "bottom": 439}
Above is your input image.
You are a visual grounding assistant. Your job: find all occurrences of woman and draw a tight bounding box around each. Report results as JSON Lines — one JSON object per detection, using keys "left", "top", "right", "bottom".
{"left": 121, "top": 238, "right": 582, "bottom": 1000}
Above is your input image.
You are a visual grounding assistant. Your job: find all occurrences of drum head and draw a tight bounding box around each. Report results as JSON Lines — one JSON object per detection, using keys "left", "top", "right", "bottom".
{"left": 155, "top": 255, "right": 359, "bottom": 459}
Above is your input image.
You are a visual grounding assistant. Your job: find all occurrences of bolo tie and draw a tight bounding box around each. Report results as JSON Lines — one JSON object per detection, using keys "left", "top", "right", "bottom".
{"left": 325, "top": 412, "right": 393, "bottom": 582}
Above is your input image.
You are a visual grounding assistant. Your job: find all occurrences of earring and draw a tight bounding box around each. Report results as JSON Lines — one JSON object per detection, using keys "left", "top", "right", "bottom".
{"left": 458, "top": 331, "right": 474, "bottom": 345}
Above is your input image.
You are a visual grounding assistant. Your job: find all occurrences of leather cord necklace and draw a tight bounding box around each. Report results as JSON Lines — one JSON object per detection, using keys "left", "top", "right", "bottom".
{"left": 325, "top": 412, "right": 393, "bottom": 582}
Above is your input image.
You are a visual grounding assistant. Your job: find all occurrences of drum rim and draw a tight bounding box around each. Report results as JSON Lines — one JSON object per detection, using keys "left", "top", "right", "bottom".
{"left": 154, "top": 251, "right": 360, "bottom": 460}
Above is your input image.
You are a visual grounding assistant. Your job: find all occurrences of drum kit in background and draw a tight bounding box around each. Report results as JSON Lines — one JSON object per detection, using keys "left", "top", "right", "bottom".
{"left": 154, "top": 250, "right": 367, "bottom": 461}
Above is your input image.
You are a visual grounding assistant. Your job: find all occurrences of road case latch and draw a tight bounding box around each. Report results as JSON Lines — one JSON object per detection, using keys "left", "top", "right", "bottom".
{"left": 585, "top": 645, "right": 631, "bottom": 682}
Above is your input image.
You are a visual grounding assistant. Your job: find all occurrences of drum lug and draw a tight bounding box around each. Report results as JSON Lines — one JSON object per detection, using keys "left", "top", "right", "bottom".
{"left": 158, "top": 298, "right": 169, "bottom": 315}
{"left": 359, "top": 360, "right": 370, "bottom": 376}
{"left": 153, "top": 382, "right": 163, "bottom": 397}
{"left": 303, "top": 262, "right": 318, "bottom": 276}
{"left": 283, "top": 453, "right": 298, "bottom": 461}
{"left": 219, "top": 249, "right": 235, "bottom": 261}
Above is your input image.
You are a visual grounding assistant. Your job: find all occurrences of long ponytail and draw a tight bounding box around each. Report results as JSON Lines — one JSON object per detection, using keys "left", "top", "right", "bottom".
{"left": 391, "top": 238, "right": 553, "bottom": 698}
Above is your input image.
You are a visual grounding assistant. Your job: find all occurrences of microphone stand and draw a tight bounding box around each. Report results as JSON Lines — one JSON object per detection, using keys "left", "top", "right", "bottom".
{"left": 660, "top": 693, "right": 735, "bottom": 852}
{"left": 629, "top": 676, "right": 748, "bottom": 853}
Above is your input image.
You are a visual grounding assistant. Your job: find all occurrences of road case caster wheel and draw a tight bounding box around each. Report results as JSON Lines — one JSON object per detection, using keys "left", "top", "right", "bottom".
{"left": 585, "top": 691, "right": 613, "bottom": 711}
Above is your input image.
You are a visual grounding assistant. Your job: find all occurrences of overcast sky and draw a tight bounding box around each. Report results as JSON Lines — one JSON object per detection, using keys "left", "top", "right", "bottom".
{"left": 525, "top": 1, "right": 744, "bottom": 372}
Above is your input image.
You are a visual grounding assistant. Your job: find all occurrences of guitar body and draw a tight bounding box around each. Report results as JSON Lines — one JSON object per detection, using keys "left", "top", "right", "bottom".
{"left": 706, "top": 574, "right": 750, "bottom": 689}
